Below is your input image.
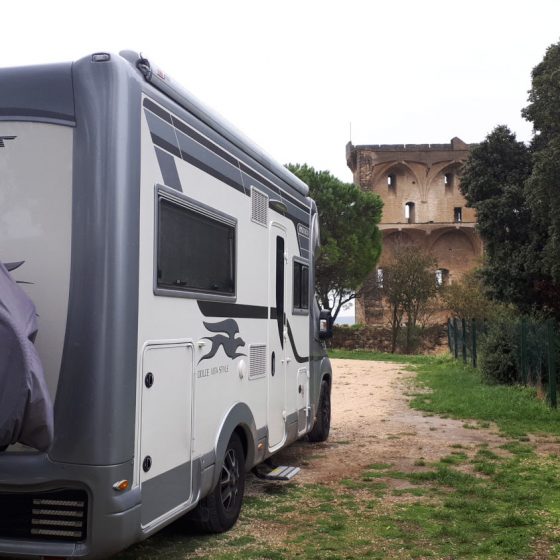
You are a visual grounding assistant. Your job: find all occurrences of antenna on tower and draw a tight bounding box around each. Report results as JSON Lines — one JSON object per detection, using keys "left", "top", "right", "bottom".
{"left": 349, "top": 121, "right": 352, "bottom": 143}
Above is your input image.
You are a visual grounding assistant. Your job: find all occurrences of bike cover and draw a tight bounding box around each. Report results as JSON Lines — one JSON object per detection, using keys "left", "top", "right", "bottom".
{"left": 0, "top": 262, "right": 53, "bottom": 451}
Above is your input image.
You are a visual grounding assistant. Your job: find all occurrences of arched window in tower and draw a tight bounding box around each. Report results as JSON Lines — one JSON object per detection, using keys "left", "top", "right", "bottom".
{"left": 376, "top": 267, "right": 384, "bottom": 289}
{"left": 387, "top": 173, "right": 397, "bottom": 195}
{"left": 435, "top": 268, "right": 449, "bottom": 288}
{"left": 405, "top": 202, "right": 415, "bottom": 224}
{"left": 444, "top": 172, "right": 454, "bottom": 195}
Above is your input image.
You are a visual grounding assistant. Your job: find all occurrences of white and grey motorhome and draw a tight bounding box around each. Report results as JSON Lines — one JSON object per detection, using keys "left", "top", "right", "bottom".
{"left": 0, "top": 51, "right": 333, "bottom": 559}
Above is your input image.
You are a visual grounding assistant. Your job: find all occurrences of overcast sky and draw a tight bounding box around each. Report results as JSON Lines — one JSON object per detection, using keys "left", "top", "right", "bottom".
{"left": 4, "top": 0, "right": 560, "bottom": 183}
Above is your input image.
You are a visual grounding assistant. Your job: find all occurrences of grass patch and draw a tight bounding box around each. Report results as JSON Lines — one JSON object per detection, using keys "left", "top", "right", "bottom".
{"left": 410, "top": 358, "right": 560, "bottom": 438}
{"left": 440, "top": 452, "right": 468, "bottom": 465}
{"left": 227, "top": 535, "right": 256, "bottom": 547}
{"left": 500, "top": 441, "right": 535, "bottom": 456}
{"left": 358, "top": 452, "right": 560, "bottom": 558}
{"left": 368, "top": 462, "right": 393, "bottom": 470}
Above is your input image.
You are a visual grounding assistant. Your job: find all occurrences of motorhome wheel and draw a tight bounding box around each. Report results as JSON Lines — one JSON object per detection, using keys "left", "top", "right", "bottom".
{"left": 308, "top": 380, "right": 331, "bottom": 442}
{"left": 194, "top": 432, "right": 246, "bottom": 533}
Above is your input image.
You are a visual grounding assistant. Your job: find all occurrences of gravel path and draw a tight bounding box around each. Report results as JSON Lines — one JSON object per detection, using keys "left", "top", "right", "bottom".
{"left": 252, "top": 358, "right": 508, "bottom": 490}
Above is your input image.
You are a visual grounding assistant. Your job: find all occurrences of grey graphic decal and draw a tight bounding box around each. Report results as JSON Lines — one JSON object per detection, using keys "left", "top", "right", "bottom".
{"left": 197, "top": 300, "right": 268, "bottom": 319}
{"left": 3, "top": 261, "right": 33, "bottom": 285}
{"left": 154, "top": 147, "right": 183, "bottom": 192}
{"left": 5, "top": 261, "right": 24, "bottom": 272}
{"left": 0, "top": 136, "right": 16, "bottom": 148}
{"left": 199, "top": 319, "right": 246, "bottom": 363}
{"left": 287, "top": 320, "right": 309, "bottom": 363}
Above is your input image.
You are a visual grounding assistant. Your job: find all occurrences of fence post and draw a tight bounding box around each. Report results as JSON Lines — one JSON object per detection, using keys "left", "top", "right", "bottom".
{"left": 548, "top": 320, "right": 557, "bottom": 409}
{"left": 472, "top": 319, "right": 477, "bottom": 368}
{"left": 447, "top": 318, "right": 452, "bottom": 352}
{"left": 453, "top": 318, "right": 459, "bottom": 359}
{"left": 520, "top": 318, "right": 528, "bottom": 385}
{"left": 462, "top": 318, "right": 467, "bottom": 364}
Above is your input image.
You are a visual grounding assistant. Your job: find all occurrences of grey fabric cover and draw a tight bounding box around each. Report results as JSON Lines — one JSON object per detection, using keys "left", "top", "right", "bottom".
{"left": 0, "top": 262, "right": 53, "bottom": 451}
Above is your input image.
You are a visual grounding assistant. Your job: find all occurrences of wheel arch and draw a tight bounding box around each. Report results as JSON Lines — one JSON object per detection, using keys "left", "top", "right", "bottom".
{"left": 320, "top": 356, "right": 332, "bottom": 388}
{"left": 213, "top": 402, "right": 257, "bottom": 489}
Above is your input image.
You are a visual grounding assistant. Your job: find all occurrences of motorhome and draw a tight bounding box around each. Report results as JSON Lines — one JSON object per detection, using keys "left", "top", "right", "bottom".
{"left": 0, "top": 51, "right": 333, "bottom": 559}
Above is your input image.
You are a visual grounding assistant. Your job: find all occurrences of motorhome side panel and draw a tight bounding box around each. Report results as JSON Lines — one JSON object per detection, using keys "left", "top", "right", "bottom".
{"left": 136, "top": 94, "right": 273, "bottom": 524}
{"left": 135, "top": 86, "right": 315, "bottom": 521}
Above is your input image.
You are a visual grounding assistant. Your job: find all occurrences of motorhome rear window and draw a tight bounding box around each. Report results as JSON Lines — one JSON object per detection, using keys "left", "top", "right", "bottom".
{"left": 293, "top": 260, "right": 309, "bottom": 313}
{"left": 157, "top": 197, "right": 236, "bottom": 296}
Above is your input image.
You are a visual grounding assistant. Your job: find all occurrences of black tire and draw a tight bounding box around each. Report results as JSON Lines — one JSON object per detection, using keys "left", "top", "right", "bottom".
{"left": 191, "top": 432, "right": 246, "bottom": 533}
{"left": 308, "top": 380, "right": 331, "bottom": 442}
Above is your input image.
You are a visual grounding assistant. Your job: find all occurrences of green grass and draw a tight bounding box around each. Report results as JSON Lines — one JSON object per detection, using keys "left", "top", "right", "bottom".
{"left": 409, "top": 356, "right": 560, "bottom": 437}
{"left": 160, "top": 445, "right": 560, "bottom": 559}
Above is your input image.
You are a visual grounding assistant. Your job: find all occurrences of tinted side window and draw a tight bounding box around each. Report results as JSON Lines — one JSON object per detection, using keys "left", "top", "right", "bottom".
{"left": 157, "top": 198, "right": 235, "bottom": 295}
{"left": 301, "top": 265, "right": 309, "bottom": 309}
{"left": 293, "top": 261, "right": 309, "bottom": 311}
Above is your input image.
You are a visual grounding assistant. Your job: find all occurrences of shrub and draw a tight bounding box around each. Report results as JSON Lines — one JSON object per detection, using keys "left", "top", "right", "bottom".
{"left": 442, "top": 269, "right": 497, "bottom": 321}
{"left": 479, "top": 311, "right": 520, "bottom": 384}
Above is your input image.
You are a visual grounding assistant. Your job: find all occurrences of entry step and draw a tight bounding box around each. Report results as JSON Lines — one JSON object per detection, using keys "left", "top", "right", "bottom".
{"left": 254, "top": 465, "right": 301, "bottom": 481}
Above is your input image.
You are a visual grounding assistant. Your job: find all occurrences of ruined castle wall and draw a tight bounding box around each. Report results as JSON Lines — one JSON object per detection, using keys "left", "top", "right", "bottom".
{"left": 346, "top": 138, "right": 483, "bottom": 325}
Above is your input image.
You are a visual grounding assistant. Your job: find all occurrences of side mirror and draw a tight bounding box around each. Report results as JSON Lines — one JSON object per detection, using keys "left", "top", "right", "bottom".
{"left": 319, "top": 309, "right": 333, "bottom": 340}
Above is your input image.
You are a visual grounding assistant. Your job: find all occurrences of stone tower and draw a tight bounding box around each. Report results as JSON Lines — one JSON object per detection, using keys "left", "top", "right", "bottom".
{"left": 346, "top": 138, "right": 483, "bottom": 325}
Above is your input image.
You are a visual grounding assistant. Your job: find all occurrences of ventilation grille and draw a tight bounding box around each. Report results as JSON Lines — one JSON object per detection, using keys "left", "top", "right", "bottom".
{"left": 249, "top": 344, "right": 267, "bottom": 378}
{"left": 251, "top": 188, "right": 268, "bottom": 226}
{"left": 0, "top": 489, "right": 88, "bottom": 542}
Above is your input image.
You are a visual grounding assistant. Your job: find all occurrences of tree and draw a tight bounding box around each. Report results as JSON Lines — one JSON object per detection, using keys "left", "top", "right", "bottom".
{"left": 459, "top": 126, "right": 535, "bottom": 309}
{"left": 383, "top": 245, "right": 438, "bottom": 353}
{"left": 522, "top": 41, "right": 560, "bottom": 149}
{"left": 457, "top": 41, "right": 560, "bottom": 317}
{"left": 523, "top": 41, "right": 560, "bottom": 294}
{"left": 441, "top": 270, "right": 496, "bottom": 321}
{"left": 287, "top": 163, "right": 383, "bottom": 321}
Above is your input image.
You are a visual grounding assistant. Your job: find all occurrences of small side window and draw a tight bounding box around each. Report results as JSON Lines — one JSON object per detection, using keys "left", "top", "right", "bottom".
{"left": 454, "top": 207, "right": 462, "bottom": 223}
{"left": 293, "top": 260, "right": 309, "bottom": 313}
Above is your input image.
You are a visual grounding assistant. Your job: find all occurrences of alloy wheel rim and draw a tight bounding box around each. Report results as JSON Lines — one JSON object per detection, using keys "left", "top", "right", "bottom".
{"left": 220, "top": 448, "right": 239, "bottom": 511}
{"left": 322, "top": 391, "right": 331, "bottom": 428}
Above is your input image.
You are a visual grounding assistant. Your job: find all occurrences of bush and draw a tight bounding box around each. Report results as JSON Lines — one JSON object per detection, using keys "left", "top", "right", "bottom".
{"left": 479, "top": 312, "right": 520, "bottom": 384}
{"left": 442, "top": 269, "right": 497, "bottom": 321}
{"left": 396, "top": 323, "right": 424, "bottom": 354}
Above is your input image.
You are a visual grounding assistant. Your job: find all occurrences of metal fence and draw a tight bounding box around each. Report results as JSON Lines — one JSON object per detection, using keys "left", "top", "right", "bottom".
{"left": 447, "top": 317, "right": 558, "bottom": 408}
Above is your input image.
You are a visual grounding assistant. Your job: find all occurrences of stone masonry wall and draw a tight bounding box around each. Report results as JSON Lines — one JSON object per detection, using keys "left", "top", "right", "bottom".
{"left": 347, "top": 138, "right": 483, "bottom": 325}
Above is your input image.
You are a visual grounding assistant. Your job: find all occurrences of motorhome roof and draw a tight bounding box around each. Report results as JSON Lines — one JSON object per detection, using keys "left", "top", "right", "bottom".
{"left": 119, "top": 50, "right": 310, "bottom": 199}
{"left": 0, "top": 52, "right": 310, "bottom": 199}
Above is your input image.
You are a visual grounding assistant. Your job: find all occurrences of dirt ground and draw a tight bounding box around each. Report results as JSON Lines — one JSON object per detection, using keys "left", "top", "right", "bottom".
{"left": 248, "top": 358, "right": 512, "bottom": 493}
